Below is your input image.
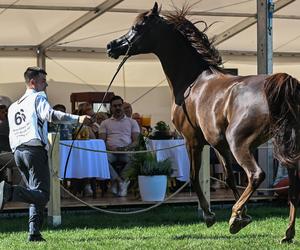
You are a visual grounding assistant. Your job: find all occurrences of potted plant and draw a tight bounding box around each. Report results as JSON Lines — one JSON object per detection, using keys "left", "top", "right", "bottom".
{"left": 125, "top": 150, "right": 173, "bottom": 201}
{"left": 149, "top": 121, "right": 173, "bottom": 140}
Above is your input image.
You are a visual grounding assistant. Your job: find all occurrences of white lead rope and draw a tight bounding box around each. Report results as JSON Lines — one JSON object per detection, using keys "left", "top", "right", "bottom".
{"left": 59, "top": 180, "right": 190, "bottom": 215}
{"left": 59, "top": 142, "right": 186, "bottom": 154}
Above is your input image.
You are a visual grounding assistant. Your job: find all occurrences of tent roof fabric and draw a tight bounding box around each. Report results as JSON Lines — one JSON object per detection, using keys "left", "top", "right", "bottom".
{"left": 1, "top": 0, "right": 300, "bottom": 88}
{"left": 0, "top": 0, "right": 299, "bottom": 53}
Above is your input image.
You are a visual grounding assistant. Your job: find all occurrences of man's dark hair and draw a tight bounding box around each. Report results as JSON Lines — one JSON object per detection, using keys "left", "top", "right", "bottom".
{"left": 109, "top": 95, "right": 123, "bottom": 105}
{"left": 24, "top": 66, "right": 47, "bottom": 84}
{"left": 53, "top": 104, "right": 66, "bottom": 112}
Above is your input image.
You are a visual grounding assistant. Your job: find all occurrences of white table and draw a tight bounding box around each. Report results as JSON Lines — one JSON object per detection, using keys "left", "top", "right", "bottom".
{"left": 146, "top": 139, "right": 190, "bottom": 181}
{"left": 59, "top": 139, "right": 110, "bottom": 179}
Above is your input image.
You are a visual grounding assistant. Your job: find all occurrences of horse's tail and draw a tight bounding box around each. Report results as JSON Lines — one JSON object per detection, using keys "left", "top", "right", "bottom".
{"left": 264, "top": 73, "right": 300, "bottom": 167}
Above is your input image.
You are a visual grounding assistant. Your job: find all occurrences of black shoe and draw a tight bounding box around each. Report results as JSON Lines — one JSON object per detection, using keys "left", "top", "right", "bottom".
{"left": 0, "top": 181, "right": 12, "bottom": 210}
{"left": 28, "top": 234, "right": 46, "bottom": 242}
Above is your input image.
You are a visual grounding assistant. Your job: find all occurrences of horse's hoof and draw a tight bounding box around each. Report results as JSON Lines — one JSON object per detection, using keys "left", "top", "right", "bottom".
{"left": 280, "top": 237, "right": 293, "bottom": 244}
{"left": 242, "top": 214, "right": 252, "bottom": 222}
{"left": 229, "top": 215, "right": 252, "bottom": 234}
{"left": 203, "top": 212, "right": 216, "bottom": 228}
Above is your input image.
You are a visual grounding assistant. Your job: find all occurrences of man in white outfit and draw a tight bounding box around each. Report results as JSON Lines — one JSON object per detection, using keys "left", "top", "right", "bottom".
{"left": 0, "top": 66, "right": 90, "bottom": 242}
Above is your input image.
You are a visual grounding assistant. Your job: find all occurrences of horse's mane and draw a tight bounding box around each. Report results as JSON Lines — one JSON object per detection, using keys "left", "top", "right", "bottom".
{"left": 135, "top": 5, "right": 223, "bottom": 69}
{"left": 164, "top": 6, "right": 223, "bottom": 69}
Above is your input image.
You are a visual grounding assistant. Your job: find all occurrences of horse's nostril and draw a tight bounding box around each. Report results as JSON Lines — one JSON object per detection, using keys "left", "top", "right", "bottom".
{"left": 107, "top": 43, "right": 111, "bottom": 51}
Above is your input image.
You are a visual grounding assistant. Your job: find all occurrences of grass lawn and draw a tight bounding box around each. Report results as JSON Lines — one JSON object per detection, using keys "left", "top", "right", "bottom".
{"left": 0, "top": 203, "right": 299, "bottom": 249}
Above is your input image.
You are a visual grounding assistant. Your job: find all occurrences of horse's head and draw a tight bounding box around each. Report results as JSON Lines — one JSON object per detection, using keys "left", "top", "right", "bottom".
{"left": 107, "top": 2, "right": 162, "bottom": 59}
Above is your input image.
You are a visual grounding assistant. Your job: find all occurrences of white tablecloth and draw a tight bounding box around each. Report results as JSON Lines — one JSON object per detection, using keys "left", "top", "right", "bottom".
{"left": 146, "top": 139, "right": 190, "bottom": 181}
{"left": 59, "top": 139, "right": 110, "bottom": 179}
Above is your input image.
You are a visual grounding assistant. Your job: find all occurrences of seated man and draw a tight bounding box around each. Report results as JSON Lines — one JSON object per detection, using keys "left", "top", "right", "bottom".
{"left": 99, "top": 96, "right": 140, "bottom": 196}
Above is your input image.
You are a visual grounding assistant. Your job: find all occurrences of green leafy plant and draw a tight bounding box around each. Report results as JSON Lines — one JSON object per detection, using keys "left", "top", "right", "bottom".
{"left": 125, "top": 151, "right": 173, "bottom": 181}
{"left": 149, "top": 121, "right": 173, "bottom": 139}
{"left": 154, "top": 121, "right": 170, "bottom": 132}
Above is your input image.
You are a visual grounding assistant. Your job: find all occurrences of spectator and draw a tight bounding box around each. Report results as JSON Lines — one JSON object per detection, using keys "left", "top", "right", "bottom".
{"left": 95, "top": 112, "right": 108, "bottom": 126}
{"left": 77, "top": 102, "right": 96, "bottom": 139}
{"left": 72, "top": 102, "right": 97, "bottom": 198}
{"left": 0, "top": 105, "right": 10, "bottom": 184}
{"left": 93, "top": 112, "right": 108, "bottom": 138}
{"left": 1, "top": 66, "right": 90, "bottom": 242}
{"left": 0, "top": 105, "right": 10, "bottom": 152}
{"left": 123, "top": 102, "right": 133, "bottom": 117}
{"left": 132, "top": 112, "right": 142, "bottom": 128}
{"left": 53, "top": 104, "right": 66, "bottom": 113}
{"left": 48, "top": 104, "right": 70, "bottom": 138}
{"left": 99, "top": 96, "right": 140, "bottom": 196}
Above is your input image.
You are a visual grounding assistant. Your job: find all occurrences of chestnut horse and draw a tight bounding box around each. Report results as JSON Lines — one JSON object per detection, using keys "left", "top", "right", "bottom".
{"left": 107, "top": 3, "right": 300, "bottom": 243}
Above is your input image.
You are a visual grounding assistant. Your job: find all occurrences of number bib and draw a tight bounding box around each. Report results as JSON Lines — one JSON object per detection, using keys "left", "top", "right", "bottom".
{"left": 8, "top": 91, "right": 47, "bottom": 152}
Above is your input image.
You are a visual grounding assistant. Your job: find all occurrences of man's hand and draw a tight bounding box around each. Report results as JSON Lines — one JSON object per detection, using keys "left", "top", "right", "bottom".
{"left": 117, "top": 146, "right": 127, "bottom": 151}
{"left": 78, "top": 115, "right": 92, "bottom": 125}
{"left": 116, "top": 146, "right": 131, "bottom": 151}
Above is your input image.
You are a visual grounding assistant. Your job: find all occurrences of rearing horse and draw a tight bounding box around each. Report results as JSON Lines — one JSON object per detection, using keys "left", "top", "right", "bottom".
{"left": 107, "top": 3, "right": 300, "bottom": 243}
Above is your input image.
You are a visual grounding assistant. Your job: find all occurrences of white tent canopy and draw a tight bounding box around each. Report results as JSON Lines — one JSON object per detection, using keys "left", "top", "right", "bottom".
{"left": 1, "top": 0, "right": 300, "bottom": 124}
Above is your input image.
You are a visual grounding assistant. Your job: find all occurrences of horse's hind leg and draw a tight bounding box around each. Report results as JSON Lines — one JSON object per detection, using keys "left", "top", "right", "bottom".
{"left": 281, "top": 167, "right": 300, "bottom": 244}
{"left": 187, "top": 142, "right": 216, "bottom": 227}
{"left": 227, "top": 141, "right": 265, "bottom": 234}
{"left": 214, "top": 147, "right": 251, "bottom": 221}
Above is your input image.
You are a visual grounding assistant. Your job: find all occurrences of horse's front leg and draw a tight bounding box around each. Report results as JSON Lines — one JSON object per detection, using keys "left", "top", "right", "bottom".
{"left": 187, "top": 143, "right": 216, "bottom": 227}
{"left": 281, "top": 167, "right": 300, "bottom": 244}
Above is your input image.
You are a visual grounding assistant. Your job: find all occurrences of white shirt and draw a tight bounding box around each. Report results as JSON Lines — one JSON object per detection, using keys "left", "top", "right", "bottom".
{"left": 99, "top": 115, "right": 140, "bottom": 149}
{"left": 8, "top": 89, "right": 79, "bottom": 151}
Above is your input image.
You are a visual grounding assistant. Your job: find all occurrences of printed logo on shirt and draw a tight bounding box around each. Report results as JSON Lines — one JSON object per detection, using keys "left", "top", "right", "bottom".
{"left": 14, "top": 109, "right": 26, "bottom": 125}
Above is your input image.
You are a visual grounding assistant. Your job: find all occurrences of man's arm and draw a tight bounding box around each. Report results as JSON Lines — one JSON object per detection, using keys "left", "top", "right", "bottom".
{"left": 129, "top": 132, "right": 140, "bottom": 149}
{"left": 120, "top": 119, "right": 141, "bottom": 151}
{"left": 35, "top": 95, "right": 89, "bottom": 124}
{"left": 98, "top": 132, "right": 106, "bottom": 141}
{"left": 119, "top": 132, "right": 139, "bottom": 151}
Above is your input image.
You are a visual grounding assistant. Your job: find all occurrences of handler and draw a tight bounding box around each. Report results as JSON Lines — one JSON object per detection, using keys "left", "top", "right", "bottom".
{"left": 0, "top": 66, "right": 90, "bottom": 242}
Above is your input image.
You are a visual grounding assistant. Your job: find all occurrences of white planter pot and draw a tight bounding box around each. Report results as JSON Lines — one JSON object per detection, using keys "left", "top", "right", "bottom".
{"left": 138, "top": 175, "right": 167, "bottom": 201}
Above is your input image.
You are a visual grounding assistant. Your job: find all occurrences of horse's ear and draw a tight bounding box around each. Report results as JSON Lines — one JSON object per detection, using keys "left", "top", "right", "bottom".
{"left": 152, "top": 2, "right": 159, "bottom": 15}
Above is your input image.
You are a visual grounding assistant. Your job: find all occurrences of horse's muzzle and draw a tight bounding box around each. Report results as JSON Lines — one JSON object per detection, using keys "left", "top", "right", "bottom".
{"left": 107, "top": 41, "right": 120, "bottom": 59}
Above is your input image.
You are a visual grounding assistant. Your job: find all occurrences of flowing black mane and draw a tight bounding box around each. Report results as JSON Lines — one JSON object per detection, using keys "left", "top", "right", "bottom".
{"left": 164, "top": 7, "right": 223, "bottom": 69}
{"left": 135, "top": 6, "right": 223, "bottom": 69}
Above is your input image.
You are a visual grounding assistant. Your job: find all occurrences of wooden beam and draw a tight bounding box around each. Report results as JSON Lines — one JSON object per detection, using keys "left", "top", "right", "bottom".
{"left": 2, "top": 4, "right": 300, "bottom": 20}
{"left": 2, "top": 46, "right": 300, "bottom": 59}
{"left": 257, "top": 0, "right": 273, "bottom": 74}
{"left": 48, "top": 133, "right": 61, "bottom": 227}
{"left": 38, "top": 0, "right": 124, "bottom": 50}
